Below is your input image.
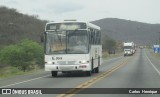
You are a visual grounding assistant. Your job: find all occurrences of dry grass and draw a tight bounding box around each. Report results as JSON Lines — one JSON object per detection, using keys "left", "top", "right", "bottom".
{"left": 0, "top": 66, "right": 43, "bottom": 79}
{"left": 102, "top": 51, "right": 123, "bottom": 59}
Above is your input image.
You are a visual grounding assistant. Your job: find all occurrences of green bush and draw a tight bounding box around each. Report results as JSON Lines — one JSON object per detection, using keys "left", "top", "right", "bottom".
{"left": 102, "top": 38, "right": 116, "bottom": 52}
{"left": 0, "top": 39, "right": 44, "bottom": 72}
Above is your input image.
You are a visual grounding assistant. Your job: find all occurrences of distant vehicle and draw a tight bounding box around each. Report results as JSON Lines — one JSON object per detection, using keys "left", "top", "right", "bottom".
{"left": 43, "top": 20, "right": 102, "bottom": 77}
{"left": 123, "top": 42, "right": 135, "bottom": 56}
{"left": 108, "top": 48, "right": 116, "bottom": 54}
{"left": 139, "top": 46, "right": 144, "bottom": 49}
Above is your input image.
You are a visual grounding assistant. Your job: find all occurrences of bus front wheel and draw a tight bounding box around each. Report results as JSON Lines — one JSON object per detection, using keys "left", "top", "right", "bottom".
{"left": 51, "top": 71, "right": 57, "bottom": 77}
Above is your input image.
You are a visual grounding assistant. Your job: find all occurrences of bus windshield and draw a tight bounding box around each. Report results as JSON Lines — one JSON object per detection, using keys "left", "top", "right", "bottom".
{"left": 124, "top": 46, "right": 132, "bottom": 49}
{"left": 45, "top": 30, "right": 89, "bottom": 54}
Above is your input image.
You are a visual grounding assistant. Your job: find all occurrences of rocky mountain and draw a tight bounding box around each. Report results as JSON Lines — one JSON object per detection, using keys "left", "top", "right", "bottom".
{"left": 1, "top": 6, "right": 160, "bottom": 47}
{"left": 0, "top": 6, "right": 46, "bottom": 47}
{"left": 92, "top": 18, "right": 160, "bottom": 45}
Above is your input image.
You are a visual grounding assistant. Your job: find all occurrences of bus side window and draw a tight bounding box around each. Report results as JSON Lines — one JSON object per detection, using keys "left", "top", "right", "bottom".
{"left": 95, "top": 31, "right": 98, "bottom": 44}
{"left": 89, "top": 31, "right": 92, "bottom": 44}
{"left": 91, "top": 29, "right": 94, "bottom": 44}
{"left": 97, "top": 31, "right": 100, "bottom": 44}
{"left": 93, "top": 30, "right": 95, "bottom": 44}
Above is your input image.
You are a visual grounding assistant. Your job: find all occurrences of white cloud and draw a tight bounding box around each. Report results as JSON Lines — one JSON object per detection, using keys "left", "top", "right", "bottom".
{"left": 0, "top": 0, "right": 160, "bottom": 23}
{"left": 49, "top": 1, "right": 84, "bottom": 14}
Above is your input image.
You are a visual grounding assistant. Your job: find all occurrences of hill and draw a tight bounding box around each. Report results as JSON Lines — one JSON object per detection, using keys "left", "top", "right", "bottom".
{"left": 0, "top": 6, "right": 46, "bottom": 47}
{"left": 1, "top": 6, "right": 160, "bottom": 47}
{"left": 92, "top": 18, "right": 160, "bottom": 45}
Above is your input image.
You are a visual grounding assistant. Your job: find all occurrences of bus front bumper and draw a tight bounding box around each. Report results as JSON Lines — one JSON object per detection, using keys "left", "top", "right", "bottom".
{"left": 45, "top": 64, "right": 91, "bottom": 71}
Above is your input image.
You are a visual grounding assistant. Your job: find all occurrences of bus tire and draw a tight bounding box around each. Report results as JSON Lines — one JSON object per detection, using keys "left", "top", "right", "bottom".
{"left": 51, "top": 71, "right": 57, "bottom": 77}
{"left": 86, "top": 71, "right": 91, "bottom": 76}
{"left": 62, "top": 71, "right": 71, "bottom": 73}
{"left": 95, "top": 56, "right": 100, "bottom": 73}
{"left": 95, "top": 67, "right": 99, "bottom": 73}
{"left": 91, "top": 58, "right": 94, "bottom": 73}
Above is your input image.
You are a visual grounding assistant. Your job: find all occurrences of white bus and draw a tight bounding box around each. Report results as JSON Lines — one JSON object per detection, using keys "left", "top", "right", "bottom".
{"left": 43, "top": 20, "right": 102, "bottom": 77}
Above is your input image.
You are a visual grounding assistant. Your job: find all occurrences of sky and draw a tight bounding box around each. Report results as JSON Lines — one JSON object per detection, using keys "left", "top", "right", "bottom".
{"left": 0, "top": 0, "right": 160, "bottom": 24}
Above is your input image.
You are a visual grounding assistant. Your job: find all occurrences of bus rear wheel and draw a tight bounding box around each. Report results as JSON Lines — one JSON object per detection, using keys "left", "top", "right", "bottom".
{"left": 86, "top": 71, "right": 91, "bottom": 76}
{"left": 95, "top": 67, "right": 99, "bottom": 73}
{"left": 51, "top": 71, "right": 57, "bottom": 77}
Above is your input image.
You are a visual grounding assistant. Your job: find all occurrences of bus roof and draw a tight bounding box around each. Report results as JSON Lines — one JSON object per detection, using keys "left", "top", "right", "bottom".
{"left": 46, "top": 21, "right": 100, "bottom": 30}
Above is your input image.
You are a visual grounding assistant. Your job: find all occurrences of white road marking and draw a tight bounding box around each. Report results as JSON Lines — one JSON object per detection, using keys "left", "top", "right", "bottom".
{"left": 145, "top": 53, "right": 160, "bottom": 76}
{"left": 0, "top": 74, "right": 50, "bottom": 88}
{"left": 0, "top": 56, "right": 123, "bottom": 88}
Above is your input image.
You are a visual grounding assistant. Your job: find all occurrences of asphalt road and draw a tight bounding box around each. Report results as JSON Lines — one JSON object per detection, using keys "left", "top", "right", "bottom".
{"left": 0, "top": 48, "right": 160, "bottom": 97}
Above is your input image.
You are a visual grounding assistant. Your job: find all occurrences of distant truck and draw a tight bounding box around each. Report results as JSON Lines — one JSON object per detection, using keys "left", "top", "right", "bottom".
{"left": 139, "top": 46, "right": 144, "bottom": 49}
{"left": 123, "top": 42, "right": 135, "bottom": 56}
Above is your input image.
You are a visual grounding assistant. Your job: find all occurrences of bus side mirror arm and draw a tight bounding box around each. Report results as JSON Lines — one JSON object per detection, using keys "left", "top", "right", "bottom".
{"left": 40, "top": 32, "right": 46, "bottom": 43}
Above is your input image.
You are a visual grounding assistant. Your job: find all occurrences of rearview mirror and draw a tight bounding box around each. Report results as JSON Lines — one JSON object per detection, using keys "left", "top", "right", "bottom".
{"left": 40, "top": 32, "right": 45, "bottom": 42}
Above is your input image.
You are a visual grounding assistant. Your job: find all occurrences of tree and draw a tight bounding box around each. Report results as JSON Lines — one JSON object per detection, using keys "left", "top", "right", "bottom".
{"left": 102, "top": 37, "right": 116, "bottom": 52}
{"left": 0, "top": 39, "right": 43, "bottom": 72}
{"left": 0, "top": 6, "right": 46, "bottom": 48}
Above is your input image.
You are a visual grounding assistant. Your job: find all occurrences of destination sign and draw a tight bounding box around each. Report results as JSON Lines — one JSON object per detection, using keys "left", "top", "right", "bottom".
{"left": 46, "top": 23, "right": 87, "bottom": 30}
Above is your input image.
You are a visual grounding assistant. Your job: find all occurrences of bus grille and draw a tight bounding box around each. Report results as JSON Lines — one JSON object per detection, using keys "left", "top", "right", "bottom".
{"left": 57, "top": 61, "right": 76, "bottom": 65}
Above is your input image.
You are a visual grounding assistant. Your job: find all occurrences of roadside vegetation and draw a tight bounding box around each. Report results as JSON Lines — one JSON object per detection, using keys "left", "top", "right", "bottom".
{"left": 102, "top": 51, "right": 123, "bottom": 59}
{"left": 150, "top": 50, "right": 160, "bottom": 59}
{"left": 0, "top": 6, "right": 46, "bottom": 48}
{"left": 0, "top": 6, "right": 46, "bottom": 78}
{"left": 146, "top": 47, "right": 160, "bottom": 59}
{"left": 0, "top": 6, "right": 123, "bottom": 79}
{"left": 102, "top": 36, "right": 123, "bottom": 59}
{"left": 0, "top": 39, "right": 44, "bottom": 78}
{"left": 154, "top": 53, "right": 160, "bottom": 59}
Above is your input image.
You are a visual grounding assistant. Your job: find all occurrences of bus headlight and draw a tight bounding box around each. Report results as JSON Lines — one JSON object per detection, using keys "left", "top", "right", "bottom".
{"left": 79, "top": 60, "right": 89, "bottom": 64}
{"left": 45, "top": 61, "right": 55, "bottom": 64}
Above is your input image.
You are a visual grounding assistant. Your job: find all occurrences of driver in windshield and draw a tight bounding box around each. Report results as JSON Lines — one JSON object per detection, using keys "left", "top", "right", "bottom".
{"left": 77, "top": 39, "right": 83, "bottom": 45}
